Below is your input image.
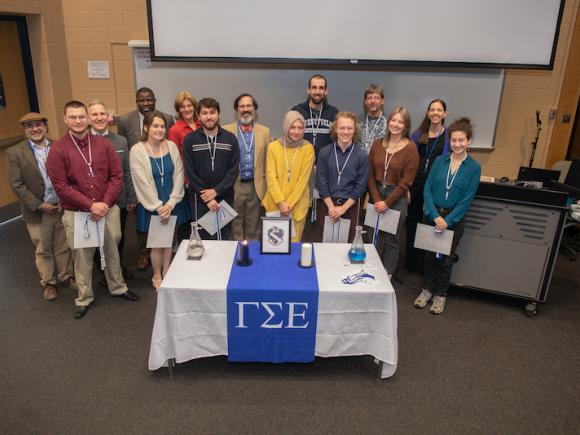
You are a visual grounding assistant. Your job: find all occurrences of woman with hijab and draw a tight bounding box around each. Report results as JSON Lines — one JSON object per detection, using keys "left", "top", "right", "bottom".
{"left": 262, "top": 111, "right": 315, "bottom": 242}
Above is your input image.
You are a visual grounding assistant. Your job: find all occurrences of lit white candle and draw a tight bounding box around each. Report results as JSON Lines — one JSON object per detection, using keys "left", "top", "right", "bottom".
{"left": 300, "top": 243, "right": 313, "bottom": 267}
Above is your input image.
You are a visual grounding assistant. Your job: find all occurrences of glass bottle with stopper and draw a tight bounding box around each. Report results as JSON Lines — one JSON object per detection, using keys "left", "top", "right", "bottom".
{"left": 348, "top": 225, "right": 366, "bottom": 264}
{"left": 187, "top": 221, "right": 205, "bottom": 260}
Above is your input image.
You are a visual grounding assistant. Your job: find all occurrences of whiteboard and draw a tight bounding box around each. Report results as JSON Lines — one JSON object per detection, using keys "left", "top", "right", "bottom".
{"left": 148, "top": 0, "right": 563, "bottom": 68}
{"left": 132, "top": 47, "right": 504, "bottom": 148}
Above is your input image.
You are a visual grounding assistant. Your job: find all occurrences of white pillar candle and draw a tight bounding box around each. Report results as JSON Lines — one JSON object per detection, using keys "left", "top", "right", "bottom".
{"left": 300, "top": 243, "right": 313, "bottom": 267}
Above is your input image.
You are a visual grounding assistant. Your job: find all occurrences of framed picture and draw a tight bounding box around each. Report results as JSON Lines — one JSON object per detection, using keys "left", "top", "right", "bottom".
{"left": 261, "top": 217, "right": 292, "bottom": 254}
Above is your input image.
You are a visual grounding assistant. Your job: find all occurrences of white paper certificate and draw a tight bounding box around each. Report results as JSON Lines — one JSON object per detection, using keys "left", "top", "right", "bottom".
{"left": 147, "top": 215, "right": 177, "bottom": 248}
{"left": 198, "top": 200, "right": 238, "bottom": 236}
{"left": 73, "top": 212, "right": 105, "bottom": 249}
{"left": 322, "top": 216, "right": 350, "bottom": 243}
{"left": 414, "top": 223, "right": 454, "bottom": 255}
{"left": 364, "top": 205, "right": 400, "bottom": 235}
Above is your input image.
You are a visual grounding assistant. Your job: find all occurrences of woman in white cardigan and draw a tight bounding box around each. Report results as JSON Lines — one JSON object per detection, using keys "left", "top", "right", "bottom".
{"left": 130, "top": 111, "right": 190, "bottom": 289}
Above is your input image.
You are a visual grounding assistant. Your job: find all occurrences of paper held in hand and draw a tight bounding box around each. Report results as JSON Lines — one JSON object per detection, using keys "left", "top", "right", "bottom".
{"left": 73, "top": 212, "right": 105, "bottom": 248}
{"left": 414, "top": 223, "right": 454, "bottom": 256}
{"left": 322, "top": 216, "right": 350, "bottom": 243}
{"left": 198, "top": 200, "right": 238, "bottom": 236}
{"left": 364, "top": 205, "right": 400, "bottom": 235}
{"left": 147, "top": 215, "right": 177, "bottom": 248}
{"left": 265, "top": 210, "right": 297, "bottom": 237}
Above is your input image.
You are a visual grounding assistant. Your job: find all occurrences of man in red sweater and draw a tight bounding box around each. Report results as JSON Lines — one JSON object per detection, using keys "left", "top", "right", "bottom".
{"left": 47, "top": 100, "right": 139, "bottom": 319}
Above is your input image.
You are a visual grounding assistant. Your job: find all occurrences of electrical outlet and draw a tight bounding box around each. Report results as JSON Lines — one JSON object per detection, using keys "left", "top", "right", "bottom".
{"left": 561, "top": 113, "right": 571, "bottom": 124}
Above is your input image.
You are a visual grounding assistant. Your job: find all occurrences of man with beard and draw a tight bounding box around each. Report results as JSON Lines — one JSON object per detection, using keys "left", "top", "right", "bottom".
{"left": 7, "top": 112, "right": 75, "bottom": 301}
{"left": 182, "top": 98, "right": 240, "bottom": 240}
{"left": 358, "top": 84, "right": 387, "bottom": 154}
{"left": 116, "top": 87, "right": 174, "bottom": 271}
{"left": 291, "top": 74, "right": 339, "bottom": 159}
{"left": 223, "top": 94, "right": 271, "bottom": 240}
{"left": 47, "top": 100, "right": 139, "bottom": 319}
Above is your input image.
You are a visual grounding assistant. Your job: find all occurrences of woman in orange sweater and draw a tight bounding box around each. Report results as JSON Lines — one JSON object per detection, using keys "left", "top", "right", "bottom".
{"left": 368, "top": 107, "right": 419, "bottom": 276}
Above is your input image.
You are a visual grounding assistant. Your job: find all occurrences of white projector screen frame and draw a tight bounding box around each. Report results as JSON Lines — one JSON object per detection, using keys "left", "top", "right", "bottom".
{"left": 147, "top": 0, "right": 564, "bottom": 69}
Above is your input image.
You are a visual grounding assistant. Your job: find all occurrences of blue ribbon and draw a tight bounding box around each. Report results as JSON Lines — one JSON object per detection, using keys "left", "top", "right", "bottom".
{"left": 215, "top": 209, "right": 226, "bottom": 240}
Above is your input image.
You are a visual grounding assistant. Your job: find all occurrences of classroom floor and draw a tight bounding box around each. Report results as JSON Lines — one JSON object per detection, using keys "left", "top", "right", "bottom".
{"left": 1, "top": 213, "right": 579, "bottom": 434}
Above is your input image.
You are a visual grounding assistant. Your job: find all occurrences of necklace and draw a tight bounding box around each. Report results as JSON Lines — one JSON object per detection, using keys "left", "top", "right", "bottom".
{"left": 445, "top": 154, "right": 468, "bottom": 200}
{"left": 146, "top": 141, "right": 166, "bottom": 187}
{"left": 69, "top": 132, "right": 94, "bottom": 177}
{"left": 334, "top": 143, "right": 354, "bottom": 186}
{"left": 383, "top": 139, "right": 403, "bottom": 180}
{"left": 238, "top": 125, "right": 254, "bottom": 154}
{"left": 365, "top": 114, "right": 385, "bottom": 149}
{"left": 205, "top": 132, "right": 217, "bottom": 171}
{"left": 424, "top": 126, "right": 444, "bottom": 172}
{"left": 283, "top": 138, "right": 302, "bottom": 182}
{"left": 309, "top": 106, "right": 323, "bottom": 148}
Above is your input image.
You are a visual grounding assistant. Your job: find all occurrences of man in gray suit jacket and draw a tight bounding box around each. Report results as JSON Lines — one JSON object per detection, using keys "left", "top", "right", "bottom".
{"left": 7, "top": 112, "right": 75, "bottom": 301}
{"left": 116, "top": 87, "right": 174, "bottom": 270}
{"left": 116, "top": 87, "right": 174, "bottom": 148}
{"left": 88, "top": 100, "right": 137, "bottom": 279}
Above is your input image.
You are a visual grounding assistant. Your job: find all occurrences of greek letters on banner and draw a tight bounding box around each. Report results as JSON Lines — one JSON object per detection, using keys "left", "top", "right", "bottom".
{"left": 226, "top": 241, "right": 319, "bottom": 363}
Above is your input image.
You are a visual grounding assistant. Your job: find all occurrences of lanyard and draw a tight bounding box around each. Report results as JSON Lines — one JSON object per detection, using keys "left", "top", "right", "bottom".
{"left": 424, "top": 128, "right": 444, "bottom": 172}
{"left": 383, "top": 141, "right": 402, "bottom": 180}
{"left": 205, "top": 133, "right": 217, "bottom": 171}
{"left": 309, "top": 106, "right": 323, "bottom": 148}
{"left": 445, "top": 155, "right": 467, "bottom": 200}
{"left": 365, "top": 114, "right": 385, "bottom": 148}
{"left": 146, "top": 141, "right": 166, "bottom": 187}
{"left": 69, "top": 132, "right": 94, "bottom": 177}
{"left": 283, "top": 138, "right": 302, "bottom": 182}
{"left": 334, "top": 143, "right": 354, "bottom": 186}
{"left": 238, "top": 126, "right": 254, "bottom": 154}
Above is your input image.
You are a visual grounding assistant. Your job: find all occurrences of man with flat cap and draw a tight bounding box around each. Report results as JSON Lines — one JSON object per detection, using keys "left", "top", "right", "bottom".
{"left": 7, "top": 112, "right": 75, "bottom": 301}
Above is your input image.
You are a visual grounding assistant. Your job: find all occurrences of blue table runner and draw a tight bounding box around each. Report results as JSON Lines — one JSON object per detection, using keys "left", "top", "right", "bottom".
{"left": 226, "top": 242, "right": 319, "bottom": 363}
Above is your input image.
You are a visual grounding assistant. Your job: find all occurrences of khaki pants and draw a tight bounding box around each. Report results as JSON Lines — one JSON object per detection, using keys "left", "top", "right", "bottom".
{"left": 232, "top": 181, "right": 262, "bottom": 240}
{"left": 25, "top": 211, "right": 73, "bottom": 287}
{"left": 62, "top": 205, "right": 127, "bottom": 307}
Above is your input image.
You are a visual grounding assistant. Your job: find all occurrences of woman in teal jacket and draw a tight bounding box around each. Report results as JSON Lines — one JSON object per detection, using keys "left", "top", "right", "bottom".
{"left": 414, "top": 117, "right": 481, "bottom": 314}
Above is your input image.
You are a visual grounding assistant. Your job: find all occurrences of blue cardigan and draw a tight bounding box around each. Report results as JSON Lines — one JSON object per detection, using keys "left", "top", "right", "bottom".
{"left": 423, "top": 153, "right": 481, "bottom": 227}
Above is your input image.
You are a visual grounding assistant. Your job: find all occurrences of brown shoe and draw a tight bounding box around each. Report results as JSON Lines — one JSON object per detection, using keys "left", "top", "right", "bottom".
{"left": 136, "top": 255, "right": 149, "bottom": 271}
{"left": 43, "top": 284, "right": 59, "bottom": 301}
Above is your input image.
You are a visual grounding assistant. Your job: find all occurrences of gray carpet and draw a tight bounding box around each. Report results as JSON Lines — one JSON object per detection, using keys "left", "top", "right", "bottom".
{"left": 1, "top": 217, "right": 579, "bottom": 434}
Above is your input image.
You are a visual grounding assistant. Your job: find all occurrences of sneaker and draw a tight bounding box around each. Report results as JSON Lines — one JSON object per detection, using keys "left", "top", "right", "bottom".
{"left": 414, "top": 289, "right": 432, "bottom": 309}
{"left": 430, "top": 296, "right": 446, "bottom": 314}
{"left": 43, "top": 284, "right": 59, "bottom": 301}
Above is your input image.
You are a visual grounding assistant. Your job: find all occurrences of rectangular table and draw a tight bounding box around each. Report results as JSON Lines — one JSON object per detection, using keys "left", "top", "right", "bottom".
{"left": 148, "top": 241, "right": 398, "bottom": 378}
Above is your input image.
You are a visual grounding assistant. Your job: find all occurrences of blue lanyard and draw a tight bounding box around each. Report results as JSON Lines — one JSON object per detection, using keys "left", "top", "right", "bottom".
{"left": 424, "top": 129, "right": 443, "bottom": 171}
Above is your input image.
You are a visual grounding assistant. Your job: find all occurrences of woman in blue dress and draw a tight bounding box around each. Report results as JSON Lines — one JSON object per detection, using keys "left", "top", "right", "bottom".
{"left": 130, "top": 111, "right": 190, "bottom": 289}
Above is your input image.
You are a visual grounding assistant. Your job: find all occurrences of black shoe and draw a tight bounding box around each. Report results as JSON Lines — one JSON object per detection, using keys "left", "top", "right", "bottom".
{"left": 117, "top": 290, "right": 139, "bottom": 301}
{"left": 74, "top": 305, "right": 89, "bottom": 319}
{"left": 122, "top": 267, "right": 134, "bottom": 281}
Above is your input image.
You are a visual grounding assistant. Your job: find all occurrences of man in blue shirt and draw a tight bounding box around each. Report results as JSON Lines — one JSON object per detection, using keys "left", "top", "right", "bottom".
{"left": 316, "top": 112, "right": 368, "bottom": 242}
{"left": 223, "top": 94, "right": 271, "bottom": 240}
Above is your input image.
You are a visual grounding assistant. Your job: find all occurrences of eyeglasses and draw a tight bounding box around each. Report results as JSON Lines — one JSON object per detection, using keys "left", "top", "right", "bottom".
{"left": 66, "top": 115, "right": 87, "bottom": 121}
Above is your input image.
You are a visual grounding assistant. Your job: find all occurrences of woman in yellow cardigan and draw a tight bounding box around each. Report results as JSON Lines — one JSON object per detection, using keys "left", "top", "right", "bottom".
{"left": 262, "top": 111, "right": 315, "bottom": 242}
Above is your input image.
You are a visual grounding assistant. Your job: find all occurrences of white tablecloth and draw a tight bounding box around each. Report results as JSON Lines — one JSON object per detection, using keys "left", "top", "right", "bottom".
{"left": 149, "top": 241, "right": 398, "bottom": 378}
